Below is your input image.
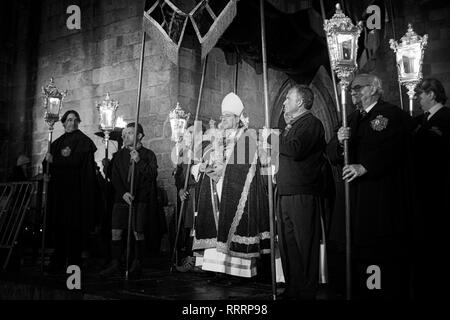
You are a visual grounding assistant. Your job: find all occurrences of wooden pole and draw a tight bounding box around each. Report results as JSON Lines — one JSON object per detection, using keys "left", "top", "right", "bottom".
{"left": 387, "top": 0, "right": 404, "bottom": 111}
{"left": 125, "top": 31, "right": 146, "bottom": 281}
{"left": 234, "top": 60, "right": 239, "bottom": 93}
{"left": 321, "top": 0, "right": 352, "bottom": 300}
{"left": 259, "top": 0, "right": 277, "bottom": 301}
{"left": 170, "top": 55, "right": 209, "bottom": 271}
{"left": 320, "top": 0, "right": 342, "bottom": 113}
{"left": 40, "top": 128, "right": 53, "bottom": 273}
{"left": 340, "top": 79, "right": 352, "bottom": 300}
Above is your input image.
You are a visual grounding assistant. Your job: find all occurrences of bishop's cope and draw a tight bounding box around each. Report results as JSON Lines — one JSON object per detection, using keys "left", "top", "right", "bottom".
{"left": 189, "top": 92, "right": 271, "bottom": 278}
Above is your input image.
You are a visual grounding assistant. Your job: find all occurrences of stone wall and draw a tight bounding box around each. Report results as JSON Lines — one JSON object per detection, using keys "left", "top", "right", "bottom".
{"left": 4, "top": 0, "right": 450, "bottom": 201}
{"left": 0, "top": 1, "right": 41, "bottom": 181}
{"left": 30, "top": 0, "right": 180, "bottom": 201}
{"left": 25, "top": 0, "right": 287, "bottom": 205}
{"left": 177, "top": 46, "right": 288, "bottom": 129}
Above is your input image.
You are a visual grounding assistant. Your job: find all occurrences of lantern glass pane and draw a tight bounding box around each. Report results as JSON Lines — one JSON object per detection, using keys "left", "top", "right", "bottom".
{"left": 48, "top": 97, "right": 61, "bottom": 115}
{"left": 337, "top": 34, "right": 354, "bottom": 61}
{"left": 396, "top": 43, "right": 421, "bottom": 81}
{"left": 100, "top": 108, "right": 115, "bottom": 130}
{"left": 170, "top": 118, "right": 187, "bottom": 142}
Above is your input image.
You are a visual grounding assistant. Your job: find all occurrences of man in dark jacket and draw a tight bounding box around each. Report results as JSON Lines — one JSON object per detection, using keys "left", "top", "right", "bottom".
{"left": 276, "top": 84, "right": 327, "bottom": 299}
{"left": 326, "top": 74, "right": 415, "bottom": 299}
{"left": 99, "top": 122, "right": 158, "bottom": 278}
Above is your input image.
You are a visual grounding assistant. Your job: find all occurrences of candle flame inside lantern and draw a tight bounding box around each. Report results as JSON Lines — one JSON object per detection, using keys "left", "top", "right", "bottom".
{"left": 115, "top": 116, "right": 127, "bottom": 128}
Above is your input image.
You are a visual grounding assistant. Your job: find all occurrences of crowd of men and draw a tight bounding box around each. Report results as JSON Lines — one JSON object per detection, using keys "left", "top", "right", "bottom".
{"left": 13, "top": 74, "right": 449, "bottom": 300}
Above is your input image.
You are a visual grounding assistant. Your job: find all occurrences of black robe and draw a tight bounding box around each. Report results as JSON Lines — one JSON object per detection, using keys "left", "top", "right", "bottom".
{"left": 326, "top": 100, "right": 415, "bottom": 258}
{"left": 46, "top": 129, "right": 97, "bottom": 254}
{"left": 110, "top": 146, "right": 158, "bottom": 204}
{"left": 110, "top": 145, "right": 160, "bottom": 251}
{"left": 412, "top": 106, "right": 450, "bottom": 295}
{"left": 412, "top": 106, "right": 450, "bottom": 223}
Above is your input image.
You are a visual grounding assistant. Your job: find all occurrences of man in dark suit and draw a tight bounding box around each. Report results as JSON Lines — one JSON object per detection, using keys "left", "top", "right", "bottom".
{"left": 412, "top": 78, "right": 450, "bottom": 298}
{"left": 326, "top": 74, "right": 415, "bottom": 299}
{"left": 276, "top": 84, "right": 327, "bottom": 299}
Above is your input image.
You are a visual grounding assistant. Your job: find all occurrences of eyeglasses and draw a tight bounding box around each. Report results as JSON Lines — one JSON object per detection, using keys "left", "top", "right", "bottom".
{"left": 349, "top": 84, "right": 370, "bottom": 92}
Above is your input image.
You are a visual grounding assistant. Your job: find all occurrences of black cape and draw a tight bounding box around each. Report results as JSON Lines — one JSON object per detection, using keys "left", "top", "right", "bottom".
{"left": 412, "top": 106, "right": 450, "bottom": 280}
{"left": 46, "top": 129, "right": 98, "bottom": 250}
{"left": 326, "top": 100, "right": 415, "bottom": 257}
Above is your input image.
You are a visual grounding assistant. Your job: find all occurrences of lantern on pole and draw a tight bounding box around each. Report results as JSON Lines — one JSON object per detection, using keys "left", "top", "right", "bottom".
{"left": 96, "top": 92, "right": 119, "bottom": 160}
{"left": 169, "top": 102, "right": 190, "bottom": 142}
{"left": 168, "top": 102, "right": 191, "bottom": 269}
{"left": 169, "top": 102, "right": 191, "bottom": 162}
{"left": 42, "top": 78, "right": 66, "bottom": 128}
{"left": 390, "top": 23, "right": 428, "bottom": 116}
{"left": 324, "top": 3, "right": 362, "bottom": 300}
{"left": 40, "top": 77, "right": 67, "bottom": 273}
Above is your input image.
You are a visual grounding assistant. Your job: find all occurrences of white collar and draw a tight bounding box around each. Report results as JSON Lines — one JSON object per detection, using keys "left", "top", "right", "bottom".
{"left": 363, "top": 101, "right": 378, "bottom": 113}
{"left": 427, "top": 103, "right": 444, "bottom": 119}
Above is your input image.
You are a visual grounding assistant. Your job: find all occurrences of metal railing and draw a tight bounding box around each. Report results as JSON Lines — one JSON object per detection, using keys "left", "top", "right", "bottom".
{"left": 0, "top": 182, "right": 35, "bottom": 270}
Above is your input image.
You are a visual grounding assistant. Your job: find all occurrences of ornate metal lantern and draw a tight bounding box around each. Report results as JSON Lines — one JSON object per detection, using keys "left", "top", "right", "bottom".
{"left": 96, "top": 92, "right": 119, "bottom": 134}
{"left": 169, "top": 102, "right": 190, "bottom": 165}
{"left": 96, "top": 92, "right": 120, "bottom": 162}
{"left": 169, "top": 102, "right": 190, "bottom": 143}
{"left": 324, "top": 3, "right": 363, "bottom": 83}
{"left": 390, "top": 24, "right": 428, "bottom": 116}
{"left": 40, "top": 77, "right": 67, "bottom": 273}
{"left": 42, "top": 78, "right": 67, "bottom": 129}
{"left": 323, "top": 3, "right": 363, "bottom": 300}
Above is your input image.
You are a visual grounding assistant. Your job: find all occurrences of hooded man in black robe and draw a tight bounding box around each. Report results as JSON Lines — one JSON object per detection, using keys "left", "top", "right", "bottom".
{"left": 45, "top": 110, "right": 97, "bottom": 271}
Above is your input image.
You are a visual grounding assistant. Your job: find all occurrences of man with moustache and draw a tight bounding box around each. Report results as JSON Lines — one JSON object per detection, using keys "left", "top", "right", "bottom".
{"left": 45, "top": 110, "right": 97, "bottom": 272}
{"left": 99, "top": 122, "right": 158, "bottom": 279}
{"left": 412, "top": 78, "right": 450, "bottom": 298}
{"left": 326, "top": 74, "right": 415, "bottom": 299}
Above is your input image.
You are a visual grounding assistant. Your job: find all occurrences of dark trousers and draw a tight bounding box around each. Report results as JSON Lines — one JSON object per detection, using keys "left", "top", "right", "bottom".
{"left": 53, "top": 227, "right": 82, "bottom": 267}
{"left": 278, "top": 194, "right": 321, "bottom": 297}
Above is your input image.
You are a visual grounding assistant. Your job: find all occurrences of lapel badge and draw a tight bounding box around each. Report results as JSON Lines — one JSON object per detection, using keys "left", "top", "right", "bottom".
{"left": 370, "top": 115, "right": 388, "bottom": 131}
{"left": 61, "top": 146, "right": 71, "bottom": 157}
